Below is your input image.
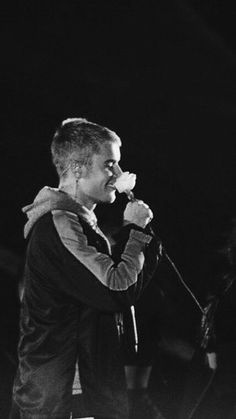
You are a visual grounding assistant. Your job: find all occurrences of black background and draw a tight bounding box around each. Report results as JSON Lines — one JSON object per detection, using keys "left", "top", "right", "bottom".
{"left": 1, "top": 2, "right": 236, "bottom": 417}
{"left": 1, "top": 0, "right": 236, "bottom": 292}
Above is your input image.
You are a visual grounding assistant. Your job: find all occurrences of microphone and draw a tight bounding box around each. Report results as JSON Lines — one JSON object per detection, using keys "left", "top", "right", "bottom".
{"left": 113, "top": 171, "right": 136, "bottom": 198}
{"left": 113, "top": 171, "right": 204, "bottom": 353}
{"left": 114, "top": 173, "right": 204, "bottom": 314}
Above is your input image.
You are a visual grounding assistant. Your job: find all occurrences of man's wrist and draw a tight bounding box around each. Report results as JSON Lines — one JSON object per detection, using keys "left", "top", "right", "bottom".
{"left": 123, "top": 219, "right": 146, "bottom": 229}
{"left": 122, "top": 221, "right": 147, "bottom": 233}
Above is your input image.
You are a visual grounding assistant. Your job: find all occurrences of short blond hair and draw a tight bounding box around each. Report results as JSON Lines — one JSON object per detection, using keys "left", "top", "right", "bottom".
{"left": 51, "top": 117, "right": 121, "bottom": 178}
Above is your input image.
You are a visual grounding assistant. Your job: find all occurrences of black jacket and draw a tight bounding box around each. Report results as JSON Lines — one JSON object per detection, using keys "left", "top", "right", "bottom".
{"left": 13, "top": 205, "right": 160, "bottom": 419}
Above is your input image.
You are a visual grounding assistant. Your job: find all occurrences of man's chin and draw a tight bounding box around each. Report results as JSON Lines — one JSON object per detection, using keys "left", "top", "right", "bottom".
{"left": 104, "top": 191, "right": 116, "bottom": 203}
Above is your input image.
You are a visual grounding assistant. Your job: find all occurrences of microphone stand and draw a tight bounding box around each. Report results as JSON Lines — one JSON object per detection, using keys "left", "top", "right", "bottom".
{"left": 125, "top": 190, "right": 204, "bottom": 315}
{"left": 126, "top": 190, "right": 212, "bottom": 418}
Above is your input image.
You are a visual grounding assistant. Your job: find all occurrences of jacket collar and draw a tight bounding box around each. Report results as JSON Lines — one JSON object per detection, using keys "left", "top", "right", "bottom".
{"left": 22, "top": 186, "right": 97, "bottom": 238}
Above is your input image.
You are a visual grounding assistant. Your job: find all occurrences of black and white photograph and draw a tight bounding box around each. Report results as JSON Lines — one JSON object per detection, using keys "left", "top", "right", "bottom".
{"left": 1, "top": 2, "right": 236, "bottom": 418}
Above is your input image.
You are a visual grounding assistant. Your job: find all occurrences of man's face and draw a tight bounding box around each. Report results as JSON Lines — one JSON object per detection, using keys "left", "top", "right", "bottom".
{"left": 77, "top": 141, "right": 122, "bottom": 209}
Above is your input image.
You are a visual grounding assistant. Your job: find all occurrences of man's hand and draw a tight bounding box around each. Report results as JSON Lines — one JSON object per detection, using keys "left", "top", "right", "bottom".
{"left": 123, "top": 200, "right": 153, "bottom": 229}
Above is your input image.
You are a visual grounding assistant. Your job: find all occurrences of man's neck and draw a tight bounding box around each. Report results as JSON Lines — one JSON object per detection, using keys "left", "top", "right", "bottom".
{"left": 58, "top": 182, "right": 96, "bottom": 212}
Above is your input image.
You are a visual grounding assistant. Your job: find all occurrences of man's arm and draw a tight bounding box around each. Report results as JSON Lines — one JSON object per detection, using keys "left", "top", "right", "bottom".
{"left": 112, "top": 222, "right": 162, "bottom": 300}
{"left": 52, "top": 210, "right": 152, "bottom": 292}
{"left": 28, "top": 208, "right": 160, "bottom": 311}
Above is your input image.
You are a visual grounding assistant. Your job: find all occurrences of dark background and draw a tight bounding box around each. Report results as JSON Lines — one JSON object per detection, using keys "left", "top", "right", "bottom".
{"left": 2, "top": 1, "right": 235, "bottom": 276}
{"left": 1, "top": 1, "right": 236, "bottom": 416}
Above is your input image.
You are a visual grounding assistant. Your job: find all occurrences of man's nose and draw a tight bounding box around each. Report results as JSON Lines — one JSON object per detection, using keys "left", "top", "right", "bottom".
{"left": 113, "top": 164, "right": 123, "bottom": 178}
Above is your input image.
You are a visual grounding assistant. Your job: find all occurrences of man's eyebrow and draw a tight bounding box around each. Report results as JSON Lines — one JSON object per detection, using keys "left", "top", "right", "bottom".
{"left": 104, "top": 159, "right": 118, "bottom": 164}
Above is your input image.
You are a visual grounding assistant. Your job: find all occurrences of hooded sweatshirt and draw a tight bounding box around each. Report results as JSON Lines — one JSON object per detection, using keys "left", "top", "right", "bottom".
{"left": 13, "top": 186, "right": 159, "bottom": 419}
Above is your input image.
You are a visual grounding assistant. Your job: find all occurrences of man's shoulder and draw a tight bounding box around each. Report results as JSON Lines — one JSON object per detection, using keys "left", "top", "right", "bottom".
{"left": 33, "top": 210, "right": 80, "bottom": 229}
{"left": 27, "top": 211, "right": 80, "bottom": 252}
{"left": 29, "top": 212, "right": 55, "bottom": 240}
{"left": 52, "top": 210, "right": 87, "bottom": 244}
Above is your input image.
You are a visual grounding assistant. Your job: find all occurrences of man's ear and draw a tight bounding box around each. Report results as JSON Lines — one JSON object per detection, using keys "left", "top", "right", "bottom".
{"left": 71, "top": 161, "right": 82, "bottom": 179}
{"left": 71, "top": 160, "right": 87, "bottom": 179}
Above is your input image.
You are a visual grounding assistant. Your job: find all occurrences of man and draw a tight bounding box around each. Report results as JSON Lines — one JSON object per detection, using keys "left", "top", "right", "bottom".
{"left": 11, "top": 117, "right": 161, "bottom": 419}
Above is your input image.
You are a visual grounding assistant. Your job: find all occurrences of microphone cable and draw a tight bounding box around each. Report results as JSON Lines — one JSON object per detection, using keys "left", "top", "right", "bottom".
{"left": 126, "top": 191, "right": 217, "bottom": 418}
{"left": 126, "top": 190, "right": 204, "bottom": 314}
{"left": 163, "top": 250, "right": 204, "bottom": 314}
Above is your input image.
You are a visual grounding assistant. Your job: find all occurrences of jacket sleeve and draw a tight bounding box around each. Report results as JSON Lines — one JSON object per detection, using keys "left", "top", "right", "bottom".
{"left": 52, "top": 210, "right": 153, "bottom": 291}
{"left": 112, "top": 223, "right": 162, "bottom": 301}
{"left": 28, "top": 211, "right": 160, "bottom": 311}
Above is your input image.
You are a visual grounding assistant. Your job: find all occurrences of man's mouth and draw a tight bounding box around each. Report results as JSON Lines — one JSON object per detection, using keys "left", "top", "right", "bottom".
{"left": 106, "top": 183, "right": 116, "bottom": 191}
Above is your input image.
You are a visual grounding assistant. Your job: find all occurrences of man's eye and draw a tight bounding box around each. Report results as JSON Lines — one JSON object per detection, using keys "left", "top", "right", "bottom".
{"left": 105, "top": 163, "right": 114, "bottom": 169}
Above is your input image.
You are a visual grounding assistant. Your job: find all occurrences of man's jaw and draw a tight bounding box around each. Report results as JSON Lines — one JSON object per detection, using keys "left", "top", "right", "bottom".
{"left": 105, "top": 181, "right": 117, "bottom": 191}
{"left": 104, "top": 183, "right": 117, "bottom": 202}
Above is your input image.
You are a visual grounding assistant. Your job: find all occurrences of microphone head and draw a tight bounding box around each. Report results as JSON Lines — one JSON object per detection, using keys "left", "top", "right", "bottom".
{"left": 113, "top": 171, "right": 136, "bottom": 195}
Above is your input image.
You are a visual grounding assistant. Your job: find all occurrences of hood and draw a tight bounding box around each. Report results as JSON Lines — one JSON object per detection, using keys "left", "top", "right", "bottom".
{"left": 22, "top": 186, "right": 98, "bottom": 238}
